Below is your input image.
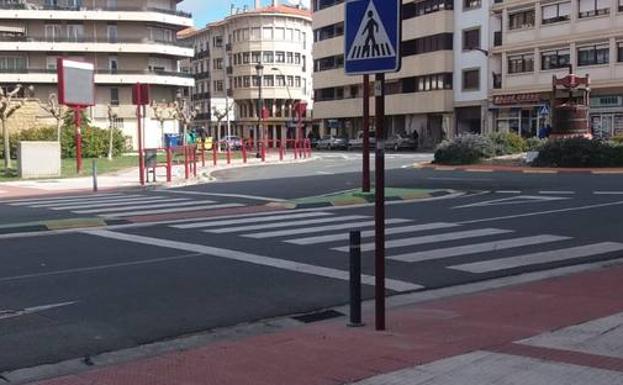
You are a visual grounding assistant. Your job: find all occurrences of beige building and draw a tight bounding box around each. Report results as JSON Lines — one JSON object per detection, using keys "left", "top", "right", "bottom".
{"left": 490, "top": 0, "right": 623, "bottom": 138}
{"left": 312, "top": 0, "right": 455, "bottom": 148}
{"left": 182, "top": 0, "right": 313, "bottom": 145}
{"left": 0, "top": 0, "right": 194, "bottom": 148}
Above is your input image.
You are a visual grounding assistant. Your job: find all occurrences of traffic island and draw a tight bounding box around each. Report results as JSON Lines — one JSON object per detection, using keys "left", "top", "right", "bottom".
{"left": 0, "top": 217, "right": 129, "bottom": 235}
{"left": 268, "top": 188, "right": 454, "bottom": 209}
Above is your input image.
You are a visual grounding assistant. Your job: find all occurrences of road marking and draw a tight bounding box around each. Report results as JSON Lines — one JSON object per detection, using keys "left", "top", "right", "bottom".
{"left": 449, "top": 242, "right": 623, "bottom": 273}
{"left": 47, "top": 197, "right": 185, "bottom": 210}
{"left": 427, "top": 177, "right": 494, "bottom": 181}
{"left": 389, "top": 235, "right": 571, "bottom": 263}
{"left": 73, "top": 200, "right": 216, "bottom": 214}
{"left": 496, "top": 191, "right": 521, "bottom": 194}
{"left": 453, "top": 195, "right": 568, "bottom": 209}
{"left": 28, "top": 195, "right": 150, "bottom": 208}
{"left": 316, "top": 171, "right": 334, "bottom": 175}
{"left": 9, "top": 194, "right": 132, "bottom": 206}
{"left": 2, "top": 193, "right": 123, "bottom": 204}
{"left": 334, "top": 228, "right": 513, "bottom": 253}
{"left": 538, "top": 190, "right": 575, "bottom": 195}
{"left": 83, "top": 230, "right": 423, "bottom": 292}
{"left": 0, "top": 301, "right": 78, "bottom": 321}
{"left": 99, "top": 203, "right": 244, "bottom": 218}
{"left": 245, "top": 219, "right": 411, "bottom": 239}
{"left": 173, "top": 212, "right": 334, "bottom": 229}
{"left": 205, "top": 215, "right": 369, "bottom": 234}
{"left": 458, "top": 200, "right": 623, "bottom": 225}
{"left": 159, "top": 190, "right": 287, "bottom": 202}
{"left": 523, "top": 169, "right": 557, "bottom": 174}
{"left": 285, "top": 222, "right": 459, "bottom": 245}
{"left": 594, "top": 191, "right": 623, "bottom": 195}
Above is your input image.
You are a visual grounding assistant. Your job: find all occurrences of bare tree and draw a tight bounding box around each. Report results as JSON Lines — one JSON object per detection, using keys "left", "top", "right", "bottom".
{"left": 0, "top": 85, "right": 25, "bottom": 174}
{"left": 151, "top": 100, "right": 174, "bottom": 146}
{"left": 171, "top": 93, "right": 198, "bottom": 144}
{"left": 212, "top": 103, "right": 234, "bottom": 149}
{"left": 36, "top": 93, "right": 67, "bottom": 143}
{"left": 106, "top": 105, "right": 118, "bottom": 160}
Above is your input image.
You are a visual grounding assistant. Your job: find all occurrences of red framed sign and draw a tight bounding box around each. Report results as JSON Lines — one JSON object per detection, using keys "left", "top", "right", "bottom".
{"left": 57, "top": 58, "right": 95, "bottom": 107}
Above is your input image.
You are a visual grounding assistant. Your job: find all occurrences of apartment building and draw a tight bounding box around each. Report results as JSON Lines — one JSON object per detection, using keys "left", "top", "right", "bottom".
{"left": 183, "top": 0, "right": 313, "bottom": 144}
{"left": 490, "top": 0, "right": 623, "bottom": 138}
{"left": 0, "top": 0, "right": 194, "bottom": 148}
{"left": 313, "top": 0, "right": 456, "bottom": 148}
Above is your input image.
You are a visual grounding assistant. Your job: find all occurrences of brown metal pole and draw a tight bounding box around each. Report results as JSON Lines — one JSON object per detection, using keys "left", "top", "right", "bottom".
{"left": 374, "top": 73, "right": 386, "bottom": 331}
{"left": 362, "top": 74, "right": 370, "bottom": 192}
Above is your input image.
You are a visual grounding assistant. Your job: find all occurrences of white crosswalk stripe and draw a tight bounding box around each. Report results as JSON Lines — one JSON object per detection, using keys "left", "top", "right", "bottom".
{"left": 205, "top": 215, "right": 370, "bottom": 234}
{"left": 245, "top": 219, "right": 412, "bottom": 239}
{"left": 172, "top": 212, "right": 334, "bottom": 230}
{"left": 449, "top": 242, "right": 623, "bottom": 273}
{"left": 388, "top": 235, "right": 571, "bottom": 263}
{"left": 9, "top": 194, "right": 129, "bottom": 206}
{"left": 99, "top": 203, "right": 244, "bottom": 218}
{"left": 285, "top": 222, "right": 458, "bottom": 245}
{"left": 39, "top": 196, "right": 174, "bottom": 209}
{"left": 333, "top": 228, "right": 514, "bottom": 253}
{"left": 73, "top": 200, "right": 216, "bottom": 214}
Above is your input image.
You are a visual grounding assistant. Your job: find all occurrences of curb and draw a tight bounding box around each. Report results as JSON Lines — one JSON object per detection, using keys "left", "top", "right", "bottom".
{"left": 0, "top": 218, "right": 130, "bottom": 235}
{"left": 413, "top": 162, "right": 623, "bottom": 175}
{"left": 202, "top": 156, "right": 319, "bottom": 182}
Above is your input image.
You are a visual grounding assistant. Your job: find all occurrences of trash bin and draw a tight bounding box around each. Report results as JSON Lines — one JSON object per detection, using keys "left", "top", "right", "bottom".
{"left": 164, "top": 134, "right": 180, "bottom": 148}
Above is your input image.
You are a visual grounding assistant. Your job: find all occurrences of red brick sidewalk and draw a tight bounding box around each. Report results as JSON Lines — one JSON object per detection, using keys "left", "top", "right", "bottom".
{"left": 30, "top": 265, "right": 623, "bottom": 385}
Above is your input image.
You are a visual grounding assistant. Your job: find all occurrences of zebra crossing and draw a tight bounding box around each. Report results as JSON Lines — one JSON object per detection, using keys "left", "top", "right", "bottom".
{"left": 4, "top": 193, "right": 245, "bottom": 219}
{"left": 170, "top": 210, "right": 623, "bottom": 277}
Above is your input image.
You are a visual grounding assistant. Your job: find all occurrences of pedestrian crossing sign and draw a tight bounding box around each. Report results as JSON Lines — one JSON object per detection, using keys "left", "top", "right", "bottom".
{"left": 344, "top": 0, "right": 401, "bottom": 75}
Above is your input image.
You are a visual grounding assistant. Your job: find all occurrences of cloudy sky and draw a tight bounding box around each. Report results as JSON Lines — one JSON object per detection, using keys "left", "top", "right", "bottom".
{"left": 179, "top": 0, "right": 311, "bottom": 28}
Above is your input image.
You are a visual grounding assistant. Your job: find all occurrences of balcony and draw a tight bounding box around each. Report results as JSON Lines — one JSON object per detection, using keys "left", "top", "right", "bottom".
{"left": 191, "top": 92, "right": 211, "bottom": 101}
{"left": 195, "top": 71, "right": 210, "bottom": 80}
{"left": 225, "top": 43, "right": 232, "bottom": 52}
{"left": 494, "top": 31, "right": 502, "bottom": 47}
{"left": 196, "top": 50, "right": 210, "bottom": 59}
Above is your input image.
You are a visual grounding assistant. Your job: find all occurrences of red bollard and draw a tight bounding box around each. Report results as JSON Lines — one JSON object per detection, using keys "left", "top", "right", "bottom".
{"left": 193, "top": 147, "right": 198, "bottom": 177}
{"left": 279, "top": 140, "right": 284, "bottom": 161}
{"left": 227, "top": 143, "right": 232, "bottom": 165}
{"left": 184, "top": 146, "right": 190, "bottom": 180}
{"left": 212, "top": 142, "right": 218, "bottom": 166}
{"left": 166, "top": 148, "right": 172, "bottom": 182}
{"left": 261, "top": 142, "right": 266, "bottom": 162}
{"left": 242, "top": 140, "right": 248, "bottom": 164}
{"left": 201, "top": 142, "right": 206, "bottom": 167}
{"left": 294, "top": 140, "right": 299, "bottom": 160}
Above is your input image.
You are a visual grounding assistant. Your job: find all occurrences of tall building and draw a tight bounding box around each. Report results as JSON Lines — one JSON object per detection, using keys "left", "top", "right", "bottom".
{"left": 183, "top": 0, "right": 313, "bottom": 145}
{"left": 0, "top": 0, "right": 194, "bottom": 148}
{"left": 312, "top": 0, "right": 456, "bottom": 148}
{"left": 490, "top": 0, "right": 623, "bottom": 138}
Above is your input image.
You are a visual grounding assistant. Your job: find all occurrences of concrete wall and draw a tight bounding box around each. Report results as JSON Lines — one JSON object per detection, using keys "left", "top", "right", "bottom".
{"left": 17, "top": 141, "right": 61, "bottom": 179}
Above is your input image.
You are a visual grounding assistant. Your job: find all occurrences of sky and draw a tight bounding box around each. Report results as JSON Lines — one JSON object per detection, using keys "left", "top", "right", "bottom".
{"left": 179, "top": 0, "right": 311, "bottom": 29}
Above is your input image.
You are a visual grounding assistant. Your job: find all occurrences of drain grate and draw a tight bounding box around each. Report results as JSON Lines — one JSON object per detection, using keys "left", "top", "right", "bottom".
{"left": 292, "top": 309, "right": 345, "bottom": 324}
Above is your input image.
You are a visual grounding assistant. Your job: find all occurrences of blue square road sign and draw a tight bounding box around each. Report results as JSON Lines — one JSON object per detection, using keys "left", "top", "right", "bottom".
{"left": 344, "top": 0, "right": 401, "bottom": 75}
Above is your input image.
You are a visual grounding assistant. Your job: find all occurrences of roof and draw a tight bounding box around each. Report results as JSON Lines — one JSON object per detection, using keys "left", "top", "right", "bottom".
{"left": 177, "top": 27, "right": 198, "bottom": 39}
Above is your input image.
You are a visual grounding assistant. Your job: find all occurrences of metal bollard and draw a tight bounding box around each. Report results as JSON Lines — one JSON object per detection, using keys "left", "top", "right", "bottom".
{"left": 92, "top": 159, "right": 98, "bottom": 192}
{"left": 166, "top": 148, "right": 172, "bottom": 182}
{"left": 349, "top": 230, "right": 364, "bottom": 327}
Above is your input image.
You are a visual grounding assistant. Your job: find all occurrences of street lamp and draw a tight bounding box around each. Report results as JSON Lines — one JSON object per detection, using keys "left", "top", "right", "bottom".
{"left": 255, "top": 63, "right": 264, "bottom": 158}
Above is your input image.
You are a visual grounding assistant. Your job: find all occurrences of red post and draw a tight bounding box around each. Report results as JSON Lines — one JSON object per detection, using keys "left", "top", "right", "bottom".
{"left": 184, "top": 145, "right": 190, "bottom": 179}
{"left": 212, "top": 141, "right": 218, "bottom": 166}
{"left": 226, "top": 143, "right": 232, "bottom": 165}
{"left": 374, "top": 73, "right": 386, "bottom": 331}
{"left": 74, "top": 108, "right": 83, "bottom": 174}
{"left": 166, "top": 148, "right": 172, "bottom": 182}
{"left": 261, "top": 141, "right": 266, "bottom": 162}
{"left": 279, "top": 140, "right": 284, "bottom": 161}
{"left": 193, "top": 146, "right": 197, "bottom": 177}
{"left": 362, "top": 74, "right": 371, "bottom": 193}
{"left": 242, "top": 140, "right": 248, "bottom": 163}
{"left": 201, "top": 141, "right": 206, "bottom": 167}
{"left": 136, "top": 89, "right": 145, "bottom": 186}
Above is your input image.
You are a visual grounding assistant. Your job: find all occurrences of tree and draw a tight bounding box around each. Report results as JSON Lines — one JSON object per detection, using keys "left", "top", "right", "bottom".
{"left": 151, "top": 100, "right": 174, "bottom": 147}
{"left": 212, "top": 103, "right": 234, "bottom": 150}
{"left": 36, "top": 93, "right": 67, "bottom": 142}
{"left": 106, "top": 105, "right": 118, "bottom": 160}
{"left": 0, "top": 85, "right": 25, "bottom": 174}
{"left": 171, "top": 94, "right": 198, "bottom": 145}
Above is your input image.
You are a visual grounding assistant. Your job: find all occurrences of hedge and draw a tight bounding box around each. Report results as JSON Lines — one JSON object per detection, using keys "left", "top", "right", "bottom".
{"left": 434, "top": 134, "right": 496, "bottom": 165}
{"left": 533, "top": 137, "right": 623, "bottom": 167}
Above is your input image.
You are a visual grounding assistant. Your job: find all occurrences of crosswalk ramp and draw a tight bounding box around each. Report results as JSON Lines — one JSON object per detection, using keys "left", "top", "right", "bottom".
{"left": 172, "top": 210, "right": 623, "bottom": 276}
{"left": 5, "top": 193, "right": 244, "bottom": 218}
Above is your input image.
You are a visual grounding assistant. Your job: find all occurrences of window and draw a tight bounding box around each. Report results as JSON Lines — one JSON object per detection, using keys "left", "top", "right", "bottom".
{"left": 462, "top": 69, "right": 480, "bottom": 91}
{"left": 401, "top": 33, "right": 453, "bottom": 56}
{"left": 295, "top": 53, "right": 301, "bottom": 64}
{"left": 251, "top": 27, "right": 261, "bottom": 40}
{"left": 263, "top": 51, "right": 274, "bottom": 63}
{"left": 463, "top": 28, "right": 480, "bottom": 50}
{"left": 275, "top": 51, "right": 285, "bottom": 63}
{"left": 620, "top": 0, "right": 623, "bottom": 12}
{"left": 542, "top": 2, "right": 571, "bottom": 24}
{"left": 402, "top": 0, "right": 454, "bottom": 19}
{"left": 287, "top": 52, "right": 293, "bottom": 64}
{"left": 509, "top": 9, "right": 535, "bottom": 30}
{"left": 45, "top": 24, "right": 62, "bottom": 41}
{"left": 0, "top": 56, "right": 26, "bottom": 72}
{"left": 251, "top": 51, "right": 261, "bottom": 64}
{"left": 618, "top": 42, "right": 623, "bottom": 62}
{"left": 243, "top": 76, "right": 250, "bottom": 87}
{"left": 286, "top": 28, "right": 294, "bottom": 41}
{"left": 214, "top": 80, "right": 224, "bottom": 92}
{"left": 463, "top": 0, "right": 481, "bottom": 10}
{"left": 107, "top": 24, "right": 118, "bottom": 43}
{"left": 276, "top": 75, "right": 285, "bottom": 86}
{"left": 242, "top": 52, "right": 250, "bottom": 64}
{"left": 313, "top": 55, "right": 344, "bottom": 72}
{"left": 541, "top": 49, "right": 571, "bottom": 69}
{"left": 263, "top": 75, "right": 274, "bottom": 87}
{"left": 313, "top": 0, "right": 345, "bottom": 12}
{"left": 252, "top": 76, "right": 260, "bottom": 87}
{"left": 262, "top": 27, "right": 273, "bottom": 40}
{"left": 508, "top": 53, "right": 534, "bottom": 73}
{"left": 314, "top": 22, "right": 345, "bottom": 42}
{"left": 242, "top": 29, "right": 249, "bottom": 41}
{"left": 578, "top": 0, "right": 610, "bottom": 18}
{"left": 287, "top": 75, "right": 294, "bottom": 87}
{"left": 213, "top": 36, "right": 223, "bottom": 47}
{"left": 295, "top": 76, "right": 301, "bottom": 88}
{"left": 110, "top": 88, "right": 119, "bottom": 106}
{"left": 275, "top": 27, "right": 285, "bottom": 40}
{"left": 109, "top": 56, "right": 118, "bottom": 73}
{"left": 578, "top": 44, "right": 610, "bottom": 66}
{"left": 213, "top": 58, "right": 223, "bottom": 69}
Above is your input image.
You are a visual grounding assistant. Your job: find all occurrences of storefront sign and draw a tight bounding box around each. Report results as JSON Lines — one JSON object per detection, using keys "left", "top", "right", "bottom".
{"left": 590, "top": 95, "right": 623, "bottom": 108}
{"left": 493, "top": 93, "right": 543, "bottom": 106}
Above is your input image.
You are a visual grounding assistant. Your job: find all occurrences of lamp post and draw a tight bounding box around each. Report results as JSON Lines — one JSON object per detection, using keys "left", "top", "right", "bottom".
{"left": 255, "top": 63, "right": 264, "bottom": 158}
{"left": 271, "top": 67, "right": 293, "bottom": 147}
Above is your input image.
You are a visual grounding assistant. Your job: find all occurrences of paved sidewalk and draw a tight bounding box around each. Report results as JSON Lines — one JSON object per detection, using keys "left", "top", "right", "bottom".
{"left": 23, "top": 263, "right": 623, "bottom": 385}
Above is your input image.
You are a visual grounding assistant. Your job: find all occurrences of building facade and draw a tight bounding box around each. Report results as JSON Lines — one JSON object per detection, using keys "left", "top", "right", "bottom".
{"left": 183, "top": 0, "right": 313, "bottom": 145}
{"left": 0, "top": 0, "right": 194, "bottom": 148}
{"left": 312, "top": 0, "right": 456, "bottom": 148}
{"left": 490, "top": 0, "right": 623, "bottom": 138}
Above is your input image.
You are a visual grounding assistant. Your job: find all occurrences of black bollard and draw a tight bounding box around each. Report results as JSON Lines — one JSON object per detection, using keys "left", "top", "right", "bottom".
{"left": 349, "top": 230, "right": 363, "bottom": 327}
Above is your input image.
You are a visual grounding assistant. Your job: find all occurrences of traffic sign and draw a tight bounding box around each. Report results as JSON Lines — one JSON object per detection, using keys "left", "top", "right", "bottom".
{"left": 344, "top": 0, "right": 401, "bottom": 75}
{"left": 539, "top": 104, "right": 550, "bottom": 116}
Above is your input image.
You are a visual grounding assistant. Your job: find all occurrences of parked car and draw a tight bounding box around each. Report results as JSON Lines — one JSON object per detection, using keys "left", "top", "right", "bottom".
{"left": 348, "top": 132, "right": 376, "bottom": 151}
{"left": 316, "top": 135, "right": 349, "bottom": 150}
{"left": 221, "top": 135, "right": 243, "bottom": 150}
{"left": 385, "top": 134, "right": 418, "bottom": 151}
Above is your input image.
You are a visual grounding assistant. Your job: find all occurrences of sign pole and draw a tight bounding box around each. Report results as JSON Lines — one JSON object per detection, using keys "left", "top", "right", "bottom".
{"left": 374, "top": 73, "right": 386, "bottom": 331}
{"left": 136, "top": 84, "right": 145, "bottom": 186}
{"left": 362, "top": 74, "right": 370, "bottom": 192}
{"left": 74, "top": 108, "right": 82, "bottom": 174}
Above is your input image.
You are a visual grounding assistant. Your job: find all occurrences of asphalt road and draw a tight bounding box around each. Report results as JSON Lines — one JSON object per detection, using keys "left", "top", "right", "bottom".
{"left": 2, "top": 151, "right": 623, "bottom": 373}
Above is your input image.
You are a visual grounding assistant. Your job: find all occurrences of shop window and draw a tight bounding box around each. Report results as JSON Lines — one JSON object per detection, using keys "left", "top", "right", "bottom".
{"left": 541, "top": 49, "right": 570, "bottom": 70}
{"left": 577, "top": 44, "right": 609, "bottom": 66}
{"left": 542, "top": 2, "right": 571, "bottom": 24}
{"left": 509, "top": 9, "right": 535, "bottom": 30}
{"left": 508, "top": 53, "right": 534, "bottom": 74}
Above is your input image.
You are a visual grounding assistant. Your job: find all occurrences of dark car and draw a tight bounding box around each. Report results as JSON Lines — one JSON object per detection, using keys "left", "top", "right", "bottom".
{"left": 221, "top": 135, "right": 243, "bottom": 150}
{"left": 385, "top": 134, "right": 418, "bottom": 151}
{"left": 316, "top": 135, "right": 349, "bottom": 150}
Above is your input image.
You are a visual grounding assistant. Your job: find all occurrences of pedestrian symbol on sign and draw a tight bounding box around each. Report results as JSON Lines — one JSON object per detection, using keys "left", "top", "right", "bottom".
{"left": 348, "top": 1, "right": 396, "bottom": 60}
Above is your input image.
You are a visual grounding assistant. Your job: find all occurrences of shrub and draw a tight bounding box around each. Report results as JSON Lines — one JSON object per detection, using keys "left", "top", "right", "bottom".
{"left": 434, "top": 134, "right": 496, "bottom": 165}
{"left": 613, "top": 135, "right": 623, "bottom": 144}
{"left": 525, "top": 137, "right": 546, "bottom": 152}
{"left": 533, "top": 137, "right": 623, "bottom": 167}
{"left": 488, "top": 132, "right": 527, "bottom": 155}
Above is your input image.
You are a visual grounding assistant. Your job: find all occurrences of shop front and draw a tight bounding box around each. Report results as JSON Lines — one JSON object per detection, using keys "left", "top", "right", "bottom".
{"left": 490, "top": 93, "right": 550, "bottom": 138}
{"left": 590, "top": 95, "right": 623, "bottom": 139}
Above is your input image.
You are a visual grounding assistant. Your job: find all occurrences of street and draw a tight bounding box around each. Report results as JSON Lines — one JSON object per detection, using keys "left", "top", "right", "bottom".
{"left": 2, "top": 152, "right": 623, "bottom": 373}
